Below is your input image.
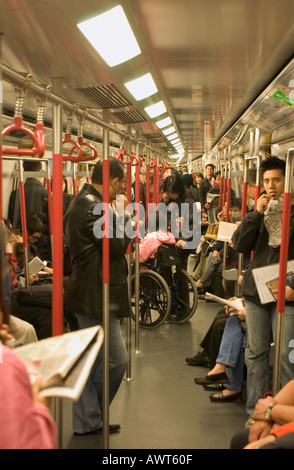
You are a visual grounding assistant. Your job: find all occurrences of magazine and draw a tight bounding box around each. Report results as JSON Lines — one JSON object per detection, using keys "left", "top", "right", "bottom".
{"left": 204, "top": 292, "right": 244, "bottom": 311}
{"left": 252, "top": 260, "right": 294, "bottom": 304}
{"left": 14, "top": 326, "right": 104, "bottom": 400}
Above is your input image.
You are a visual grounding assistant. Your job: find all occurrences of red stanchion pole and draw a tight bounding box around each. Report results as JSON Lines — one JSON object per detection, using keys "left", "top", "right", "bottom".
{"left": 52, "top": 153, "right": 64, "bottom": 337}
{"left": 102, "top": 159, "right": 110, "bottom": 285}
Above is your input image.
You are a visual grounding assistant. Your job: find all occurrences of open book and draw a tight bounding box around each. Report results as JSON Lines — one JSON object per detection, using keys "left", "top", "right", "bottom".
{"left": 14, "top": 326, "right": 104, "bottom": 400}
{"left": 28, "top": 256, "right": 45, "bottom": 275}
{"left": 216, "top": 221, "right": 238, "bottom": 243}
{"left": 205, "top": 292, "right": 244, "bottom": 311}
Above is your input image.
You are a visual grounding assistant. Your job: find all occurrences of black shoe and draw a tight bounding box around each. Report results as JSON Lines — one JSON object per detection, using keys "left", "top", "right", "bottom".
{"left": 186, "top": 351, "right": 210, "bottom": 367}
{"left": 209, "top": 391, "right": 242, "bottom": 402}
{"left": 203, "top": 383, "right": 225, "bottom": 391}
{"left": 74, "top": 424, "right": 121, "bottom": 436}
{"left": 194, "top": 372, "right": 229, "bottom": 386}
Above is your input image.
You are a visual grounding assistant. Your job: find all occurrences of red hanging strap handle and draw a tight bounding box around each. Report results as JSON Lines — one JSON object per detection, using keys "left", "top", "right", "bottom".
{"left": 35, "top": 85, "right": 51, "bottom": 158}
{"left": 68, "top": 111, "right": 97, "bottom": 161}
{"left": 2, "top": 76, "right": 41, "bottom": 157}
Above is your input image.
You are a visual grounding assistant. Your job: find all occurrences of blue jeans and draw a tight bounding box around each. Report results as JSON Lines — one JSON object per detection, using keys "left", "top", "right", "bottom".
{"left": 245, "top": 299, "right": 294, "bottom": 416}
{"left": 72, "top": 314, "right": 127, "bottom": 434}
{"left": 216, "top": 315, "right": 246, "bottom": 391}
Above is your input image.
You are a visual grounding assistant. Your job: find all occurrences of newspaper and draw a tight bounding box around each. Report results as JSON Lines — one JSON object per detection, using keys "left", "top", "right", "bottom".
{"left": 205, "top": 292, "right": 244, "bottom": 311}
{"left": 252, "top": 260, "right": 294, "bottom": 304}
{"left": 14, "top": 326, "right": 104, "bottom": 400}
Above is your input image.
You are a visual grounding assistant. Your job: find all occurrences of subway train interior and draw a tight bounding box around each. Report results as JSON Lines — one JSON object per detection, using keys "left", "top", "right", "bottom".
{"left": 1, "top": 0, "right": 294, "bottom": 451}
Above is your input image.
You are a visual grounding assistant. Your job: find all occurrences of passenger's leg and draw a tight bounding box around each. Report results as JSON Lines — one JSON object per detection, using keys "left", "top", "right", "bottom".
{"left": 244, "top": 300, "right": 272, "bottom": 416}
{"left": 73, "top": 314, "right": 127, "bottom": 434}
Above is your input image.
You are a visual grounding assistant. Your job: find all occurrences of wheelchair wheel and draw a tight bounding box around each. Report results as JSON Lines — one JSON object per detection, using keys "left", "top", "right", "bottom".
{"left": 168, "top": 268, "right": 198, "bottom": 323}
{"left": 131, "top": 270, "right": 171, "bottom": 329}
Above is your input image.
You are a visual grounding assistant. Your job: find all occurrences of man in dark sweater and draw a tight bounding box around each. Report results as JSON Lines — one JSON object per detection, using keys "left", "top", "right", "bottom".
{"left": 232, "top": 156, "right": 294, "bottom": 419}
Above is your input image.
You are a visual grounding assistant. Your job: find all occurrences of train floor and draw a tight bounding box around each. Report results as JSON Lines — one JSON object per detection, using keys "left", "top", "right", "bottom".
{"left": 58, "top": 297, "right": 248, "bottom": 450}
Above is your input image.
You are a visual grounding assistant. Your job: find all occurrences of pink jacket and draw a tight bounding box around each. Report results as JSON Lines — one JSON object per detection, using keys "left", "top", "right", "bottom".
{"left": 138, "top": 230, "right": 176, "bottom": 262}
{"left": 0, "top": 345, "right": 56, "bottom": 449}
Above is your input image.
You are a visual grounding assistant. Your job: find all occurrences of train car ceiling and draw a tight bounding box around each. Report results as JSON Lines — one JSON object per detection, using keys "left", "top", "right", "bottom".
{"left": 1, "top": 0, "right": 294, "bottom": 162}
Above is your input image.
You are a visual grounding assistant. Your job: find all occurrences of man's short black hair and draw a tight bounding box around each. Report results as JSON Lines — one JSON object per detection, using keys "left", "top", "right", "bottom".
{"left": 27, "top": 215, "right": 44, "bottom": 235}
{"left": 205, "top": 163, "right": 215, "bottom": 169}
{"left": 260, "top": 156, "right": 285, "bottom": 176}
{"left": 92, "top": 157, "right": 124, "bottom": 185}
{"left": 23, "top": 160, "right": 42, "bottom": 172}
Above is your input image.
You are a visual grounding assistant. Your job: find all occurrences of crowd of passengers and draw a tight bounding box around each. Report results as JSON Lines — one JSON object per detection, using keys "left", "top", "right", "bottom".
{"left": 1, "top": 156, "right": 294, "bottom": 449}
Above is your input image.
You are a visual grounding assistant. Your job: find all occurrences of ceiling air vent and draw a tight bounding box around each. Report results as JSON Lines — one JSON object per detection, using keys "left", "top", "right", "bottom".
{"left": 77, "top": 83, "right": 131, "bottom": 109}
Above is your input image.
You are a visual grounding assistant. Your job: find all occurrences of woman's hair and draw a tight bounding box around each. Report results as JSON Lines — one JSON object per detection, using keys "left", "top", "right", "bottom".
{"left": 0, "top": 223, "right": 10, "bottom": 327}
{"left": 163, "top": 174, "right": 185, "bottom": 199}
{"left": 194, "top": 172, "right": 204, "bottom": 179}
{"left": 63, "top": 178, "right": 68, "bottom": 194}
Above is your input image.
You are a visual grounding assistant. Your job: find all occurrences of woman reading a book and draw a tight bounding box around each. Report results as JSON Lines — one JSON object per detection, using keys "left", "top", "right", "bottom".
{"left": 0, "top": 224, "right": 56, "bottom": 449}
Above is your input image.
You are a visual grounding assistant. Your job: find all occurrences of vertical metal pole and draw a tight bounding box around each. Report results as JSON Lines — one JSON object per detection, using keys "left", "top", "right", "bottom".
{"left": 51, "top": 77, "right": 64, "bottom": 449}
{"left": 272, "top": 149, "right": 294, "bottom": 394}
{"left": 102, "top": 109, "right": 110, "bottom": 449}
{"left": 18, "top": 160, "right": 30, "bottom": 288}
{"left": 125, "top": 161, "right": 133, "bottom": 381}
{"left": 134, "top": 143, "right": 140, "bottom": 354}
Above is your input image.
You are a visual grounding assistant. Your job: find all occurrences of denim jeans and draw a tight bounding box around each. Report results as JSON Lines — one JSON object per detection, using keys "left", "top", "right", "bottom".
{"left": 216, "top": 315, "right": 246, "bottom": 391}
{"left": 245, "top": 299, "right": 294, "bottom": 416}
{"left": 72, "top": 314, "right": 127, "bottom": 434}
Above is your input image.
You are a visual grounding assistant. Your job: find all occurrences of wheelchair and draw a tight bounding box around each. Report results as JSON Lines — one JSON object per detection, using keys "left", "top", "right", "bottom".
{"left": 130, "top": 244, "right": 198, "bottom": 329}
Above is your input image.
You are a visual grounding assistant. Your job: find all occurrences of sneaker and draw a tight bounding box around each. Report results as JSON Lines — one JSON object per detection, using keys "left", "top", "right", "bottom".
{"left": 185, "top": 351, "right": 210, "bottom": 367}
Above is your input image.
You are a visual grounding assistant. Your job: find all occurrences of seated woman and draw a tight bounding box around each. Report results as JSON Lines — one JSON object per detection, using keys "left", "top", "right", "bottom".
{"left": 194, "top": 298, "right": 246, "bottom": 402}
{"left": 0, "top": 223, "right": 56, "bottom": 449}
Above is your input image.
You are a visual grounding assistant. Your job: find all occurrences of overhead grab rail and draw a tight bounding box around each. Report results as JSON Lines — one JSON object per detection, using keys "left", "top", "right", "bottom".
{"left": 2, "top": 75, "right": 42, "bottom": 157}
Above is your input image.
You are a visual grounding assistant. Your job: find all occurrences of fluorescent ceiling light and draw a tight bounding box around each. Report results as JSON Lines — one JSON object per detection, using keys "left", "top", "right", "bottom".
{"left": 144, "top": 101, "right": 167, "bottom": 118}
{"left": 156, "top": 117, "right": 172, "bottom": 129}
{"left": 174, "top": 142, "right": 182, "bottom": 148}
{"left": 124, "top": 73, "right": 158, "bottom": 100}
{"left": 167, "top": 133, "right": 178, "bottom": 141}
{"left": 171, "top": 138, "right": 181, "bottom": 144}
{"left": 162, "top": 126, "right": 175, "bottom": 136}
{"left": 77, "top": 6, "right": 141, "bottom": 67}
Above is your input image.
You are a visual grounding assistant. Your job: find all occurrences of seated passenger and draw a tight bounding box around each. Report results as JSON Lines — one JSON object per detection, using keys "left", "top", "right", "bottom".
{"left": 231, "top": 379, "right": 294, "bottom": 449}
{"left": 194, "top": 298, "right": 246, "bottom": 402}
{"left": 14, "top": 215, "right": 53, "bottom": 275}
{"left": 136, "top": 210, "right": 176, "bottom": 263}
{"left": 0, "top": 223, "right": 56, "bottom": 449}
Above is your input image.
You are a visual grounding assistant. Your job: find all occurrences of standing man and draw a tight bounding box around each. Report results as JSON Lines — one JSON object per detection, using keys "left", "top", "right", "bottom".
{"left": 64, "top": 157, "right": 131, "bottom": 435}
{"left": 232, "top": 156, "right": 294, "bottom": 420}
{"left": 199, "top": 163, "right": 215, "bottom": 209}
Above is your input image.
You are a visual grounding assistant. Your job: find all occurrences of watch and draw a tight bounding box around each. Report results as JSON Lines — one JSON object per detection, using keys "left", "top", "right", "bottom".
{"left": 264, "top": 402, "right": 276, "bottom": 422}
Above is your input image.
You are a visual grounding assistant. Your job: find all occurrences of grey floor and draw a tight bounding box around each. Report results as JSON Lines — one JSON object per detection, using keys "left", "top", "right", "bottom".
{"left": 59, "top": 297, "right": 248, "bottom": 450}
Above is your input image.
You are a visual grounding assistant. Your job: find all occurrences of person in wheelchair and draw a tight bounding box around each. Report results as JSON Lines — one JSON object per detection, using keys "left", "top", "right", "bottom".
{"left": 135, "top": 210, "right": 176, "bottom": 264}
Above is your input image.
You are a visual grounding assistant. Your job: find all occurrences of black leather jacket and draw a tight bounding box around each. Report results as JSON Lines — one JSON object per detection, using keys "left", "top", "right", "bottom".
{"left": 64, "top": 183, "right": 131, "bottom": 320}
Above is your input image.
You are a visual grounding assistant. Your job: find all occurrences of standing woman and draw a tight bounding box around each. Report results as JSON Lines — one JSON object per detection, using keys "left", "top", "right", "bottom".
{"left": 161, "top": 173, "right": 195, "bottom": 318}
{"left": 189, "top": 171, "right": 204, "bottom": 202}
